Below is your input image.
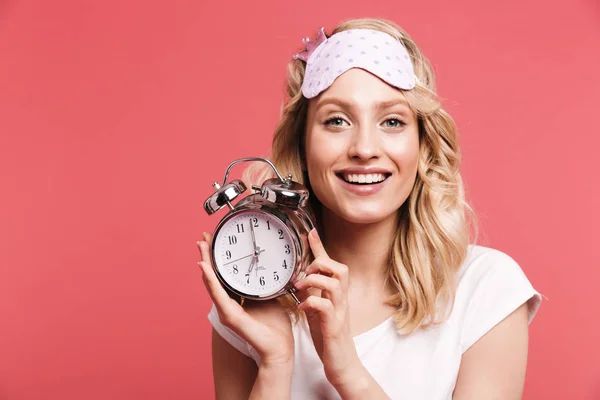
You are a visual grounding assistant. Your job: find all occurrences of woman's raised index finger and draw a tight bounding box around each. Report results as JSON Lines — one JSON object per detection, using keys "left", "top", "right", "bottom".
{"left": 308, "top": 228, "right": 329, "bottom": 259}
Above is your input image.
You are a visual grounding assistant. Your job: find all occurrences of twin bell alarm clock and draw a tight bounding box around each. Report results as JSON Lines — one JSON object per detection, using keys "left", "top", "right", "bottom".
{"left": 203, "top": 157, "right": 315, "bottom": 305}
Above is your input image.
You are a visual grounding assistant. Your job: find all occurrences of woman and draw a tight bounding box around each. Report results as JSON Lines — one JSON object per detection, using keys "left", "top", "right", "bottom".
{"left": 197, "top": 17, "right": 542, "bottom": 399}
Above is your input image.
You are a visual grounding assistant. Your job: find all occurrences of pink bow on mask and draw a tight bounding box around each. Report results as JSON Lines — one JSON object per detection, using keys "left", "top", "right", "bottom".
{"left": 292, "top": 26, "right": 327, "bottom": 62}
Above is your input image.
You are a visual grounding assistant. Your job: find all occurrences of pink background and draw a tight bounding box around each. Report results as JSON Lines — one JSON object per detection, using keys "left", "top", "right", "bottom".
{"left": 1, "top": 0, "right": 598, "bottom": 399}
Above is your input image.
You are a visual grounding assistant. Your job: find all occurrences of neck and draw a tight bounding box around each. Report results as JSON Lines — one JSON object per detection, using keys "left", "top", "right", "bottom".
{"left": 320, "top": 208, "right": 398, "bottom": 292}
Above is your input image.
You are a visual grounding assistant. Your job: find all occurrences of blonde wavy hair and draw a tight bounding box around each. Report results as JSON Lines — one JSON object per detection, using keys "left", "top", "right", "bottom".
{"left": 243, "top": 17, "right": 477, "bottom": 334}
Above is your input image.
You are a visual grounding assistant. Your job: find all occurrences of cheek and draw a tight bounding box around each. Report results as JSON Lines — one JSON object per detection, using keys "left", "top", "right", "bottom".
{"left": 304, "top": 131, "right": 343, "bottom": 200}
{"left": 305, "top": 131, "right": 344, "bottom": 176}
{"left": 385, "top": 132, "right": 420, "bottom": 172}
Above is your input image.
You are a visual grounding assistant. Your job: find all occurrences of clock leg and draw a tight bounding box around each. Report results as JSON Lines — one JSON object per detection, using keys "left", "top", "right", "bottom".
{"left": 287, "top": 287, "right": 301, "bottom": 305}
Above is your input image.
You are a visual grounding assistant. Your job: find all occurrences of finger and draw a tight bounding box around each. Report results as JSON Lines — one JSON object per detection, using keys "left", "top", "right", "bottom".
{"left": 298, "top": 295, "right": 334, "bottom": 325}
{"left": 294, "top": 273, "right": 342, "bottom": 307}
{"left": 198, "top": 253, "right": 279, "bottom": 352}
{"left": 198, "top": 242, "right": 261, "bottom": 324}
{"left": 198, "top": 261, "right": 212, "bottom": 291}
{"left": 198, "top": 257, "right": 253, "bottom": 328}
{"left": 308, "top": 228, "right": 329, "bottom": 259}
{"left": 197, "top": 231, "right": 213, "bottom": 259}
{"left": 198, "top": 241, "right": 244, "bottom": 313}
{"left": 197, "top": 254, "right": 231, "bottom": 307}
{"left": 199, "top": 238, "right": 212, "bottom": 266}
{"left": 305, "top": 257, "right": 349, "bottom": 290}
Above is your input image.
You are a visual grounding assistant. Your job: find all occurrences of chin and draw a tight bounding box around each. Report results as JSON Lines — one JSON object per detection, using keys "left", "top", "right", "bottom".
{"left": 331, "top": 202, "right": 398, "bottom": 225}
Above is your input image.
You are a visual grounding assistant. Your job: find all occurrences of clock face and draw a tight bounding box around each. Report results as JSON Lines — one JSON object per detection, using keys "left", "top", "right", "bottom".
{"left": 213, "top": 211, "right": 297, "bottom": 297}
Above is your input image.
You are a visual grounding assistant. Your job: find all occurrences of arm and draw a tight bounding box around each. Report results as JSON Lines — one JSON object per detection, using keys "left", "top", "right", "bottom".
{"left": 294, "top": 230, "right": 390, "bottom": 399}
{"left": 198, "top": 233, "right": 295, "bottom": 400}
{"left": 453, "top": 303, "right": 530, "bottom": 400}
{"left": 212, "top": 329, "right": 294, "bottom": 400}
{"left": 212, "top": 328, "right": 257, "bottom": 399}
{"left": 332, "top": 366, "right": 390, "bottom": 400}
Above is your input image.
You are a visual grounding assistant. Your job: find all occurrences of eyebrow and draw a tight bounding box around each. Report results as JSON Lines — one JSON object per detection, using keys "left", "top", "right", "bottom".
{"left": 315, "top": 97, "right": 410, "bottom": 112}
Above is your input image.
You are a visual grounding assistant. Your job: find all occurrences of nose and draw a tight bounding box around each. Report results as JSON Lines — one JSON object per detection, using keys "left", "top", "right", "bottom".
{"left": 348, "top": 124, "right": 382, "bottom": 161}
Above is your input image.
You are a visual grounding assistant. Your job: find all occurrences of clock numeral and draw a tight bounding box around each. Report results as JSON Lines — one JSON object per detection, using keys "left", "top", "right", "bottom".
{"left": 250, "top": 217, "right": 259, "bottom": 228}
{"left": 228, "top": 235, "right": 237, "bottom": 245}
{"left": 232, "top": 264, "right": 238, "bottom": 274}
{"left": 236, "top": 223, "right": 245, "bottom": 233}
{"left": 245, "top": 274, "right": 250, "bottom": 284}
{"left": 226, "top": 250, "right": 232, "bottom": 259}
{"left": 259, "top": 276, "right": 265, "bottom": 286}
{"left": 273, "top": 271, "right": 279, "bottom": 281}
{"left": 266, "top": 220, "right": 271, "bottom": 230}
{"left": 282, "top": 259, "right": 288, "bottom": 269}
{"left": 278, "top": 229, "right": 284, "bottom": 239}
{"left": 284, "top": 244, "right": 291, "bottom": 254}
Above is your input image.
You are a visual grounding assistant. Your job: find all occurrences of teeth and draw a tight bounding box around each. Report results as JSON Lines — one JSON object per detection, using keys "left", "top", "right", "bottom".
{"left": 343, "top": 173, "right": 386, "bottom": 184}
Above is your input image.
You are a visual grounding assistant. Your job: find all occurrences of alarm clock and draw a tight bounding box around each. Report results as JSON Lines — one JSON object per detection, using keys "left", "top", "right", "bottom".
{"left": 203, "top": 157, "right": 315, "bottom": 305}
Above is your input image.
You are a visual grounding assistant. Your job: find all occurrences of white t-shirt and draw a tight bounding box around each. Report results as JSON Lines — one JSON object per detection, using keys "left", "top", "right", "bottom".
{"left": 208, "top": 244, "right": 542, "bottom": 400}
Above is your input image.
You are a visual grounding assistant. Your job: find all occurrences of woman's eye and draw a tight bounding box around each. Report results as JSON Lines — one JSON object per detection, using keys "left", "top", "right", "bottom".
{"left": 384, "top": 118, "right": 406, "bottom": 128}
{"left": 324, "top": 117, "right": 348, "bottom": 127}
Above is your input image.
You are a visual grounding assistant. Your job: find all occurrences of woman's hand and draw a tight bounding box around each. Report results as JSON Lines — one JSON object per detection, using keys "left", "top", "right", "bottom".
{"left": 293, "top": 229, "right": 365, "bottom": 391}
{"left": 197, "top": 232, "right": 294, "bottom": 369}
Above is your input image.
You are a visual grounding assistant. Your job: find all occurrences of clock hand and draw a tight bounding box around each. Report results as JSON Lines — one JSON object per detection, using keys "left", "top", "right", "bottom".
{"left": 248, "top": 248, "right": 267, "bottom": 273}
{"left": 249, "top": 220, "right": 258, "bottom": 251}
{"left": 249, "top": 220, "right": 265, "bottom": 268}
{"left": 223, "top": 249, "right": 264, "bottom": 266}
{"left": 247, "top": 257, "right": 253, "bottom": 274}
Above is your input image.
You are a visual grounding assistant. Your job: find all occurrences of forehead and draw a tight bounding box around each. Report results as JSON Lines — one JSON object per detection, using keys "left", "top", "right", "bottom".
{"left": 310, "top": 68, "right": 410, "bottom": 112}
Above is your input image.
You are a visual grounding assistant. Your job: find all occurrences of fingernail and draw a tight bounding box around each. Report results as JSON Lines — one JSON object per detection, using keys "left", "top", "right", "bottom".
{"left": 203, "top": 232, "right": 209, "bottom": 241}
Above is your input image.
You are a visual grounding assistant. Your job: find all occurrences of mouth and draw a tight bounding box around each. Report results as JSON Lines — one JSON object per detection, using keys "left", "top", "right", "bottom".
{"left": 335, "top": 172, "right": 392, "bottom": 185}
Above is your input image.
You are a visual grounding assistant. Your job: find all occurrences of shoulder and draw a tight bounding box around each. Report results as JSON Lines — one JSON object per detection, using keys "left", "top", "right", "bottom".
{"left": 451, "top": 244, "right": 542, "bottom": 352}
{"left": 456, "top": 245, "right": 537, "bottom": 298}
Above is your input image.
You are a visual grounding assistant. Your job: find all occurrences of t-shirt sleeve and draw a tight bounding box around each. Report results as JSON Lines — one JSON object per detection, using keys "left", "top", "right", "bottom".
{"left": 458, "top": 248, "right": 542, "bottom": 353}
{"left": 207, "top": 303, "right": 254, "bottom": 358}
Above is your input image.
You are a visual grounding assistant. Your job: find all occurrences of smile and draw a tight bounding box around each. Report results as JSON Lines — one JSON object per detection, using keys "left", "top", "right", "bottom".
{"left": 338, "top": 172, "right": 390, "bottom": 185}
{"left": 334, "top": 171, "right": 392, "bottom": 196}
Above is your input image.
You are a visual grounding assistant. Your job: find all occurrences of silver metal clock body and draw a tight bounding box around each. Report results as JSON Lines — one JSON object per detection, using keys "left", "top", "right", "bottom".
{"left": 210, "top": 195, "right": 314, "bottom": 301}
{"left": 203, "top": 157, "right": 315, "bottom": 303}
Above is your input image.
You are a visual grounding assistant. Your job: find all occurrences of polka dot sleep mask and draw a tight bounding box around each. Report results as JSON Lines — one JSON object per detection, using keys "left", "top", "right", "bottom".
{"left": 293, "top": 27, "right": 418, "bottom": 99}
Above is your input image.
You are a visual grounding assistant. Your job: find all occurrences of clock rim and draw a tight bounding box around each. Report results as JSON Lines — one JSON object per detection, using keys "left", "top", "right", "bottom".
{"left": 210, "top": 207, "right": 302, "bottom": 301}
